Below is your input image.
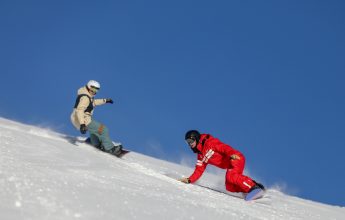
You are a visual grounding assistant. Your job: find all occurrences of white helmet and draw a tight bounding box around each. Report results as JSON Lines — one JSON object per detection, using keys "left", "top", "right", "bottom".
{"left": 87, "top": 80, "right": 100, "bottom": 89}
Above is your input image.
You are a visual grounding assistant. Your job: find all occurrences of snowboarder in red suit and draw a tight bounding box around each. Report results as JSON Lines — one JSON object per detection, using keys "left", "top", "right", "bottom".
{"left": 180, "top": 130, "right": 265, "bottom": 194}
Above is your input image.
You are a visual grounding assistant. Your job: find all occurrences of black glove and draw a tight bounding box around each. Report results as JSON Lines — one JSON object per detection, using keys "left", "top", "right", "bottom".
{"left": 106, "top": 98, "right": 113, "bottom": 104}
{"left": 80, "top": 124, "right": 88, "bottom": 134}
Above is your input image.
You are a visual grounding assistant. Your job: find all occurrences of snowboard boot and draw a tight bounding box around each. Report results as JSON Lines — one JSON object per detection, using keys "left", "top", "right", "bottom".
{"left": 252, "top": 180, "right": 265, "bottom": 191}
{"left": 106, "top": 145, "right": 129, "bottom": 158}
{"left": 85, "top": 137, "right": 104, "bottom": 150}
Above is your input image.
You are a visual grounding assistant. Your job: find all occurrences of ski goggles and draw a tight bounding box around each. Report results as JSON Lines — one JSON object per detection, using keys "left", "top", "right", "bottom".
{"left": 89, "top": 86, "right": 100, "bottom": 93}
{"left": 186, "top": 138, "right": 196, "bottom": 146}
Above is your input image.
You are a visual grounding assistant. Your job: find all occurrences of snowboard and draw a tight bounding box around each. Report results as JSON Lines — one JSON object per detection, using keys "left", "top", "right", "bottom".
{"left": 245, "top": 188, "right": 265, "bottom": 201}
{"left": 116, "top": 148, "right": 130, "bottom": 158}
{"left": 65, "top": 136, "right": 130, "bottom": 158}
{"left": 84, "top": 137, "right": 130, "bottom": 158}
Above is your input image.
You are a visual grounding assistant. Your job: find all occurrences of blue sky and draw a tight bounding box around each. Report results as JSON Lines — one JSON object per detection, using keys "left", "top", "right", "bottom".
{"left": 1, "top": 0, "right": 344, "bottom": 206}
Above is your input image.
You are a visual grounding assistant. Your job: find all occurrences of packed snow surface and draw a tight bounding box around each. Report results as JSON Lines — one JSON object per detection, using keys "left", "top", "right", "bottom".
{"left": 0, "top": 117, "right": 344, "bottom": 220}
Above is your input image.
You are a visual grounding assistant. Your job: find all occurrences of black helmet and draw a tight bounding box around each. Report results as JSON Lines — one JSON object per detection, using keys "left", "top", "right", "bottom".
{"left": 185, "top": 130, "right": 201, "bottom": 143}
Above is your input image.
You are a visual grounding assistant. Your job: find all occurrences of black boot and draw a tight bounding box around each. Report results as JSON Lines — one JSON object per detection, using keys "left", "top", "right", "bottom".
{"left": 106, "top": 145, "right": 129, "bottom": 158}
{"left": 252, "top": 180, "right": 266, "bottom": 191}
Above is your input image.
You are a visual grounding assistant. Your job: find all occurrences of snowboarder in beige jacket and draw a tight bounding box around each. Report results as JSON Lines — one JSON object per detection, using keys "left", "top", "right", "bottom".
{"left": 71, "top": 80, "right": 124, "bottom": 157}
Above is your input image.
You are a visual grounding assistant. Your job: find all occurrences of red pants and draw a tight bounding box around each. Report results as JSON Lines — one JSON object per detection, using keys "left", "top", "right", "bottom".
{"left": 225, "top": 153, "right": 255, "bottom": 193}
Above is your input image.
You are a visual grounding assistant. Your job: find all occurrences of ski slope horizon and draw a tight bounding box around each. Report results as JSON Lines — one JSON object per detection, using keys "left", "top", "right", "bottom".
{"left": 0, "top": 117, "right": 344, "bottom": 220}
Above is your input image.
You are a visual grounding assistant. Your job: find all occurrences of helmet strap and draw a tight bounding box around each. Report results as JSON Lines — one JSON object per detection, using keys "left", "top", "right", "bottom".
{"left": 86, "top": 86, "right": 95, "bottom": 95}
{"left": 191, "top": 145, "right": 201, "bottom": 154}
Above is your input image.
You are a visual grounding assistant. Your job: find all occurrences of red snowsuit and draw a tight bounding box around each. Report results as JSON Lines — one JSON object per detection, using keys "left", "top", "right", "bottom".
{"left": 188, "top": 134, "right": 256, "bottom": 193}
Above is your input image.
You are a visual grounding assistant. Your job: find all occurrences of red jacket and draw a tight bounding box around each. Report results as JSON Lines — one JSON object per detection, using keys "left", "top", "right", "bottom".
{"left": 189, "top": 134, "right": 242, "bottom": 183}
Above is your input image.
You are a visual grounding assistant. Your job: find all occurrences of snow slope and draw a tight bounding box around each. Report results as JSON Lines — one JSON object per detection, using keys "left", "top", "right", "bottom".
{"left": 0, "top": 117, "right": 344, "bottom": 220}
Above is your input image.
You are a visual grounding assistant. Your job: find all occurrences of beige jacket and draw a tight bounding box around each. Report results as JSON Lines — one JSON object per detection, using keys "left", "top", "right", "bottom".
{"left": 70, "top": 86, "right": 107, "bottom": 129}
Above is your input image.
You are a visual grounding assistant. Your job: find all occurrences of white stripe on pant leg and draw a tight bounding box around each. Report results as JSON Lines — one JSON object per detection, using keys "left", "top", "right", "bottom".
{"left": 243, "top": 181, "right": 252, "bottom": 188}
